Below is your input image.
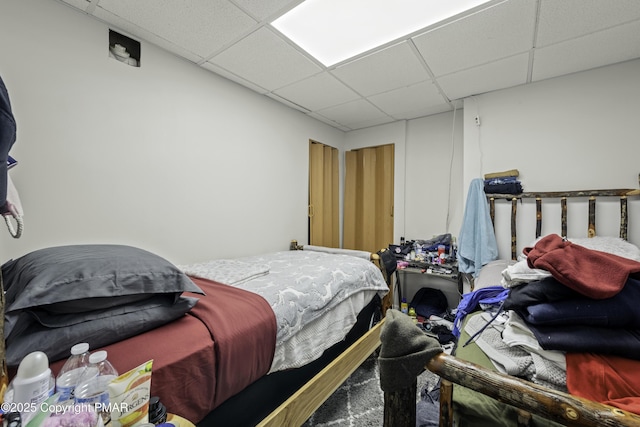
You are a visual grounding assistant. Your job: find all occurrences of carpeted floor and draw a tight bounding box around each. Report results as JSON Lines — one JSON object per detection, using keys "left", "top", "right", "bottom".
{"left": 302, "top": 351, "right": 441, "bottom": 427}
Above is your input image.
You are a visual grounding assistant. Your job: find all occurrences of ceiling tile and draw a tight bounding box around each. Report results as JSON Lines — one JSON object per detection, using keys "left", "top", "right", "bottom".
{"left": 232, "top": 0, "right": 300, "bottom": 21}
{"left": 412, "top": 0, "right": 537, "bottom": 77}
{"left": 331, "top": 42, "right": 429, "bottom": 97}
{"left": 208, "top": 27, "right": 322, "bottom": 91}
{"left": 94, "top": 0, "right": 258, "bottom": 58}
{"left": 368, "top": 81, "right": 450, "bottom": 120}
{"left": 315, "top": 99, "right": 393, "bottom": 129}
{"left": 537, "top": 0, "right": 640, "bottom": 47}
{"left": 53, "top": 0, "right": 640, "bottom": 132}
{"left": 272, "top": 72, "right": 360, "bottom": 111}
{"left": 436, "top": 53, "right": 530, "bottom": 100}
{"left": 533, "top": 20, "right": 640, "bottom": 82}
{"left": 345, "top": 116, "right": 399, "bottom": 131}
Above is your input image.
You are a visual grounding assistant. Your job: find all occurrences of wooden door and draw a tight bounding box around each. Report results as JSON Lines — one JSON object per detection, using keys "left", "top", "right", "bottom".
{"left": 308, "top": 140, "right": 339, "bottom": 247}
{"left": 343, "top": 144, "right": 394, "bottom": 253}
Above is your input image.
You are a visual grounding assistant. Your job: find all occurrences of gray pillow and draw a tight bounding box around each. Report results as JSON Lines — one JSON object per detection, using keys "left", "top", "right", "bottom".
{"left": 474, "top": 259, "right": 515, "bottom": 290}
{"left": 2, "top": 244, "right": 204, "bottom": 367}
{"left": 5, "top": 295, "right": 199, "bottom": 366}
{"left": 2, "top": 244, "right": 203, "bottom": 315}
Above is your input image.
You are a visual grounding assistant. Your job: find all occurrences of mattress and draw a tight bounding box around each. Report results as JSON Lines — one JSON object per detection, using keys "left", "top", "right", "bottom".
{"left": 50, "top": 277, "right": 276, "bottom": 424}
{"left": 181, "top": 250, "right": 389, "bottom": 372}
{"left": 45, "top": 250, "right": 389, "bottom": 423}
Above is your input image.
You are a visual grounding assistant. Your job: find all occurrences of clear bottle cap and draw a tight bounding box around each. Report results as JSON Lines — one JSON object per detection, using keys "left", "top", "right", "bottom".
{"left": 71, "top": 343, "right": 90, "bottom": 355}
{"left": 89, "top": 350, "right": 107, "bottom": 364}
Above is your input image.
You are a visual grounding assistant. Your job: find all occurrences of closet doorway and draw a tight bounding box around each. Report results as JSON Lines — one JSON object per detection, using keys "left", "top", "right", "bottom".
{"left": 308, "top": 140, "right": 339, "bottom": 247}
{"left": 343, "top": 144, "right": 394, "bottom": 253}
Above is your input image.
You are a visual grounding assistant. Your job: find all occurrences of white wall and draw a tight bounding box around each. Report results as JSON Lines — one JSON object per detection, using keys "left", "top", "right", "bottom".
{"left": 462, "top": 59, "right": 640, "bottom": 257}
{"left": 404, "top": 111, "right": 464, "bottom": 241}
{"left": 0, "top": 0, "right": 345, "bottom": 264}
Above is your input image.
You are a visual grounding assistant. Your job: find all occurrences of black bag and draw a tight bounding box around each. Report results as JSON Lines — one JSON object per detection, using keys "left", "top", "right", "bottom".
{"left": 389, "top": 242, "right": 413, "bottom": 259}
{"left": 376, "top": 248, "right": 397, "bottom": 282}
{"left": 410, "top": 287, "right": 448, "bottom": 319}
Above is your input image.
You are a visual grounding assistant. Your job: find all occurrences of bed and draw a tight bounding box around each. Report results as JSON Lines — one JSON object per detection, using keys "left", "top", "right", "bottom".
{"left": 2, "top": 242, "right": 391, "bottom": 427}
{"left": 381, "top": 184, "right": 640, "bottom": 427}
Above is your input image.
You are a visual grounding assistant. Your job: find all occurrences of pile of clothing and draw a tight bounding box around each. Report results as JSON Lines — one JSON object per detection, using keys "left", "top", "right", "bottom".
{"left": 483, "top": 168, "right": 523, "bottom": 194}
{"left": 455, "top": 234, "right": 640, "bottom": 415}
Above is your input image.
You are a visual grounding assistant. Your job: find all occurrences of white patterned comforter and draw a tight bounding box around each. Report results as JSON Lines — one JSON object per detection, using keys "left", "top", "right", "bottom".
{"left": 180, "top": 250, "right": 389, "bottom": 372}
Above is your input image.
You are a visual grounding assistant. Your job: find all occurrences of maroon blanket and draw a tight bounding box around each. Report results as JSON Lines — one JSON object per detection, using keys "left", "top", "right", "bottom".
{"left": 51, "top": 276, "right": 277, "bottom": 423}
{"left": 188, "top": 277, "right": 277, "bottom": 408}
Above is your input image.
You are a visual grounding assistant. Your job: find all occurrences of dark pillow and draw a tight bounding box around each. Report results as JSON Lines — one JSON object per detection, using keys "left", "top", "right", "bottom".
{"left": 5, "top": 295, "right": 199, "bottom": 366}
{"left": 2, "top": 244, "right": 203, "bottom": 316}
{"left": 2, "top": 244, "right": 204, "bottom": 367}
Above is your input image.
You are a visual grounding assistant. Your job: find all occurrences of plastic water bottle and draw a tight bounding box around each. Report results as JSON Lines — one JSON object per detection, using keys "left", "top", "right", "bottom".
{"left": 74, "top": 350, "right": 119, "bottom": 423}
{"left": 56, "top": 343, "right": 91, "bottom": 403}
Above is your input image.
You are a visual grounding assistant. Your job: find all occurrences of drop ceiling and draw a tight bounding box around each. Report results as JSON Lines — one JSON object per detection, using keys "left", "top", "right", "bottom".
{"left": 57, "top": 0, "right": 640, "bottom": 131}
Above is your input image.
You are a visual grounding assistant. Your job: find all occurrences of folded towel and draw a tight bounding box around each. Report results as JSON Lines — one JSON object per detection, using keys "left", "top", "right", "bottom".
{"left": 484, "top": 169, "right": 519, "bottom": 179}
{"left": 457, "top": 178, "right": 499, "bottom": 277}
{"left": 501, "top": 259, "right": 551, "bottom": 287}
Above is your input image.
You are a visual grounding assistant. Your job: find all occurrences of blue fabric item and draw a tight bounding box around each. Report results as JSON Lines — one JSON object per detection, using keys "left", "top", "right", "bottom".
{"left": 484, "top": 176, "right": 519, "bottom": 185}
{"left": 484, "top": 181, "right": 523, "bottom": 194}
{"left": 457, "top": 178, "right": 498, "bottom": 277}
{"left": 0, "top": 75, "right": 16, "bottom": 209}
{"left": 519, "top": 277, "right": 640, "bottom": 328}
{"left": 527, "top": 323, "right": 640, "bottom": 360}
{"left": 452, "top": 286, "right": 508, "bottom": 338}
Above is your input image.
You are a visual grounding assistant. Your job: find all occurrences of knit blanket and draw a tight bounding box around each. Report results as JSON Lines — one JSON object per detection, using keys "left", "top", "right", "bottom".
{"left": 465, "top": 312, "right": 567, "bottom": 391}
{"left": 181, "top": 250, "right": 389, "bottom": 371}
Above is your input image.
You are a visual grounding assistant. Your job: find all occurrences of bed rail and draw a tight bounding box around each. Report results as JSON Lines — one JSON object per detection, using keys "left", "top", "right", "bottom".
{"left": 487, "top": 189, "right": 638, "bottom": 260}
{"left": 425, "top": 353, "right": 640, "bottom": 427}
{"left": 382, "top": 348, "right": 640, "bottom": 427}
{"left": 259, "top": 319, "right": 384, "bottom": 427}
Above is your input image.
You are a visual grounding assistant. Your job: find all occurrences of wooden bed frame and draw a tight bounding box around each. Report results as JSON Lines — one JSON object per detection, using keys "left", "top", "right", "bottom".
{"left": 382, "top": 187, "right": 640, "bottom": 427}
{"left": 486, "top": 188, "right": 637, "bottom": 260}
{"left": 248, "top": 242, "right": 393, "bottom": 426}
{"left": 0, "top": 242, "right": 392, "bottom": 427}
{"left": 261, "top": 186, "right": 640, "bottom": 426}
{"left": 259, "top": 319, "right": 385, "bottom": 426}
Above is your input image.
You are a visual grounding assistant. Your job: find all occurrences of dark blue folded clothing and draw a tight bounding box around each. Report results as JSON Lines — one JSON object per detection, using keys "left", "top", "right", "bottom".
{"left": 505, "top": 277, "right": 581, "bottom": 308}
{"left": 510, "top": 277, "right": 640, "bottom": 328}
{"left": 484, "top": 176, "right": 519, "bottom": 185}
{"left": 527, "top": 323, "right": 640, "bottom": 360}
{"left": 484, "top": 181, "right": 523, "bottom": 194}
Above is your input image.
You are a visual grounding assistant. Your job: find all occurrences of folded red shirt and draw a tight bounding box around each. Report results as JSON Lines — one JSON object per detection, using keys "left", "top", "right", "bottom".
{"left": 523, "top": 234, "right": 640, "bottom": 299}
